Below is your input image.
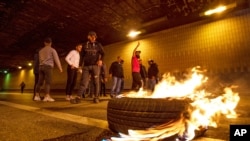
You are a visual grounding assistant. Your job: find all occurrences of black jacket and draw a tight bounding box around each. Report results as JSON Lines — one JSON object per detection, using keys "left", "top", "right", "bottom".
{"left": 80, "top": 41, "right": 104, "bottom": 66}
{"left": 148, "top": 63, "right": 159, "bottom": 79}
{"left": 109, "top": 61, "right": 124, "bottom": 78}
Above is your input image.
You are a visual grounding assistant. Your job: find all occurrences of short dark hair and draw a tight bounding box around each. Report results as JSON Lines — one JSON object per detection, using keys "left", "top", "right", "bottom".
{"left": 44, "top": 37, "right": 52, "bottom": 43}
{"left": 88, "top": 31, "right": 97, "bottom": 37}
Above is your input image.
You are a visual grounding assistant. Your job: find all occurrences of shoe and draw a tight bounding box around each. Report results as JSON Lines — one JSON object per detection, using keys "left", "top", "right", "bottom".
{"left": 33, "top": 96, "right": 41, "bottom": 101}
{"left": 93, "top": 98, "right": 99, "bottom": 103}
{"left": 110, "top": 94, "right": 115, "bottom": 98}
{"left": 70, "top": 97, "right": 81, "bottom": 104}
{"left": 43, "top": 96, "right": 55, "bottom": 102}
{"left": 65, "top": 95, "right": 70, "bottom": 101}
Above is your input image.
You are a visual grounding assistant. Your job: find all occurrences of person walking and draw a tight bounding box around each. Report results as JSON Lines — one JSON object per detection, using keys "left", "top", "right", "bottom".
{"left": 65, "top": 44, "right": 82, "bottom": 100}
{"left": 20, "top": 81, "right": 25, "bottom": 94}
{"left": 147, "top": 59, "right": 159, "bottom": 92}
{"left": 131, "top": 42, "right": 142, "bottom": 91}
{"left": 71, "top": 31, "right": 104, "bottom": 104}
{"left": 34, "top": 37, "right": 63, "bottom": 102}
{"left": 109, "top": 56, "right": 124, "bottom": 98}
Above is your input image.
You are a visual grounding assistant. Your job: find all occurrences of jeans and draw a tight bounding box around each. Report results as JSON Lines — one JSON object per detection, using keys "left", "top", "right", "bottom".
{"left": 148, "top": 78, "right": 157, "bottom": 91}
{"left": 111, "top": 76, "right": 122, "bottom": 96}
{"left": 36, "top": 65, "right": 53, "bottom": 94}
{"left": 77, "top": 65, "right": 100, "bottom": 99}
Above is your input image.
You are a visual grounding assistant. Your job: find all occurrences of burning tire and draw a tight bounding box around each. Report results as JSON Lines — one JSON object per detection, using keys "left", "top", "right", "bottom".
{"left": 107, "top": 98, "right": 190, "bottom": 134}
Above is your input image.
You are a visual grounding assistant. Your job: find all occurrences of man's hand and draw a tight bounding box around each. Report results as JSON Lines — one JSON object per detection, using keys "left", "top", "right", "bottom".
{"left": 97, "top": 60, "right": 102, "bottom": 66}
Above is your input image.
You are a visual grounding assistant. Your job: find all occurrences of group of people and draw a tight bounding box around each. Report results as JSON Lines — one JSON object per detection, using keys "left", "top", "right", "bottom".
{"left": 33, "top": 31, "right": 104, "bottom": 103}
{"left": 131, "top": 42, "right": 159, "bottom": 92}
{"left": 32, "top": 31, "right": 159, "bottom": 104}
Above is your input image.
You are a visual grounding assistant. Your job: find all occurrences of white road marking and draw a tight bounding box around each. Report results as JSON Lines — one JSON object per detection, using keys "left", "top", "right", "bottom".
{"left": 0, "top": 100, "right": 108, "bottom": 129}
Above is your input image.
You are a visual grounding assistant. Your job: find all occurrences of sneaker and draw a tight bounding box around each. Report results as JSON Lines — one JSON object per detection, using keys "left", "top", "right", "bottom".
{"left": 33, "top": 96, "right": 41, "bottom": 101}
{"left": 43, "top": 96, "right": 55, "bottom": 102}
{"left": 65, "top": 95, "right": 70, "bottom": 101}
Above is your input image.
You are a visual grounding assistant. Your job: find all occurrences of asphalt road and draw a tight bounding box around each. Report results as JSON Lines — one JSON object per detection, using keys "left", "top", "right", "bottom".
{"left": 0, "top": 91, "right": 250, "bottom": 141}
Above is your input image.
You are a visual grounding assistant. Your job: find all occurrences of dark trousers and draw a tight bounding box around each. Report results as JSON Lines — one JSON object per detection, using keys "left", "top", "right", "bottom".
{"left": 77, "top": 65, "right": 100, "bottom": 99}
{"left": 33, "top": 73, "right": 39, "bottom": 98}
{"left": 131, "top": 72, "right": 142, "bottom": 91}
{"left": 36, "top": 65, "right": 52, "bottom": 94}
{"left": 65, "top": 65, "right": 78, "bottom": 95}
{"left": 21, "top": 87, "right": 25, "bottom": 93}
{"left": 100, "top": 81, "right": 106, "bottom": 96}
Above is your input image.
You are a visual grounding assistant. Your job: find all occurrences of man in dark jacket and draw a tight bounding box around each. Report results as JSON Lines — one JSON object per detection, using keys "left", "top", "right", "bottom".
{"left": 71, "top": 31, "right": 104, "bottom": 104}
{"left": 147, "top": 59, "right": 159, "bottom": 91}
{"left": 109, "top": 56, "right": 124, "bottom": 98}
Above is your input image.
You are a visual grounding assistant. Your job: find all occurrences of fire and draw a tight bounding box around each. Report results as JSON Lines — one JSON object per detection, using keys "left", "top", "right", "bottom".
{"left": 111, "top": 67, "right": 240, "bottom": 141}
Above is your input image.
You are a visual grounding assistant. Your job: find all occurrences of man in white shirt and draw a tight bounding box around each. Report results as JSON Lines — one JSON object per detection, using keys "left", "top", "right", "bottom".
{"left": 65, "top": 44, "right": 82, "bottom": 100}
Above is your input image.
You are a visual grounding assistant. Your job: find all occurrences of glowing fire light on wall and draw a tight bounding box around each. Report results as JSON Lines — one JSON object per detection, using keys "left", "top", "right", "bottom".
{"left": 112, "top": 66, "right": 240, "bottom": 141}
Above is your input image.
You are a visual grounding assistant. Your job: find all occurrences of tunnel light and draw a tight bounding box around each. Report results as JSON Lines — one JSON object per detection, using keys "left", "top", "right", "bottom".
{"left": 18, "top": 66, "right": 22, "bottom": 69}
{"left": 204, "top": 6, "right": 227, "bottom": 16}
{"left": 127, "top": 30, "right": 141, "bottom": 38}
{"left": 28, "top": 62, "right": 32, "bottom": 66}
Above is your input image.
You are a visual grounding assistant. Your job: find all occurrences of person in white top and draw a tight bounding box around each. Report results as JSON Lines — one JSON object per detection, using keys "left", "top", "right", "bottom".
{"left": 65, "top": 43, "right": 82, "bottom": 100}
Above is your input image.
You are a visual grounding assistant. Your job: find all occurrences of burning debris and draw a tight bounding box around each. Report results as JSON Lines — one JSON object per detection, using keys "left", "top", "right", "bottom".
{"left": 109, "top": 67, "right": 240, "bottom": 141}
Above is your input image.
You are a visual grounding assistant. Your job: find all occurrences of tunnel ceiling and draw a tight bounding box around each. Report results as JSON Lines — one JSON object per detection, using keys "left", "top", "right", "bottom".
{"left": 0, "top": 0, "right": 245, "bottom": 71}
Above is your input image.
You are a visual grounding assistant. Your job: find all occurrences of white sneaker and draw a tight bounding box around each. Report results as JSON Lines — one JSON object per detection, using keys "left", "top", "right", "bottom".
{"left": 43, "top": 96, "right": 55, "bottom": 102}
{"left": 34, "top": 96, "right": 41, "bottom": 101}
{"left": 65, "top": 95, "right": 70, "bottom": 101}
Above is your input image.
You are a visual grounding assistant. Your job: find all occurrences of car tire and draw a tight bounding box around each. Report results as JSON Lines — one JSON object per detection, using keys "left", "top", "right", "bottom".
{"left": 107, "top": 98, "right": 190, "bottom": 134}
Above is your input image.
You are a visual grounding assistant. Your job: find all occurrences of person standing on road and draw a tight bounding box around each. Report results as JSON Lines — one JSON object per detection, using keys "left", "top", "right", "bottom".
{"left": 147, "top": 59, "right": 159, "bottom": 92}
{"left": 71, "top": 31, "right": 105, "bottom": 104}
{"left": 139, "top": 59, "right": 148, "bottom": 89}
{"left": 109, "top": 56, "right": 124, "bottom": 98}
{"left": 33, "top": 48, "right": 41, "bottom": 99}
{"left": 20, "top": 81, "right": 25, "bottom": 94}
{"left": 34, "top": 37, "right": 63, "bottom": 102}
{"left": 99, "top": 61, "right": 108, "bottom": 97}
{"left": 65, "top": 44, "right": 82, "bottom": 101}
{"left": 131, "top": 42, "right": 142, "bottom": 91}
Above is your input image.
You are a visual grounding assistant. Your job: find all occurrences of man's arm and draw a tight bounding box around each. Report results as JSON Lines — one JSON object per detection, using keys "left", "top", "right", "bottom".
{"left": 52, "top": 49, "right": 63, "bottom": 72}
{"left": 132, "top": 41, "right": 140, "bottom": 57}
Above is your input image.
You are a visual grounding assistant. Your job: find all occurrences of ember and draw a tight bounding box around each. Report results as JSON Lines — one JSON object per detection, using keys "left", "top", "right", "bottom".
{"left": 110, "top": 67, "right": 240, "bottom": 141}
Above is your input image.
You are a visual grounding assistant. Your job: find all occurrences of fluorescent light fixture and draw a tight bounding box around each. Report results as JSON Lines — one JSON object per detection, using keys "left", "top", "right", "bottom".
{"left": 127, "top": 30, "right": 141, "bottom": 38}
{"left": 204, "top": 6, "right": 226, "bottom": 16}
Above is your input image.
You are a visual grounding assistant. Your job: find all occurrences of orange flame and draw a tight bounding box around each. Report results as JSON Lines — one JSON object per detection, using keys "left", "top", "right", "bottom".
{"left": 112, "top": 67, "right": 240, "bottom": 141}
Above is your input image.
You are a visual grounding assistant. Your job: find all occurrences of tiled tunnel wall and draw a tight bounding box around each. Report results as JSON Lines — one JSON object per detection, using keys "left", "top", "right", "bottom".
{"left": 1, "top": 8, "right": 250, "bottom": 91}
{"left": 104, "top": 8, "right": 250, "bottom": 90}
